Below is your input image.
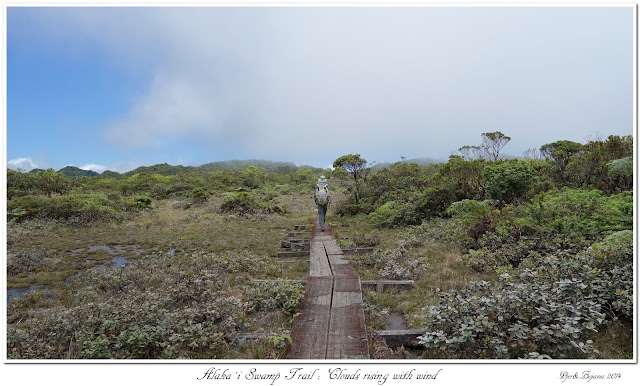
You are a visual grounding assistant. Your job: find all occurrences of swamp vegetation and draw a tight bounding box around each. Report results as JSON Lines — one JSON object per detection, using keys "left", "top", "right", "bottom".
{"left": 5, "top": 133, "right": 634, "bottom": 359}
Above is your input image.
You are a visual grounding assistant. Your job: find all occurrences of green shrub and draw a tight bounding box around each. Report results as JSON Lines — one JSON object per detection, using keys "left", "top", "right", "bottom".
{"left": 517, "top": 189, "right": 632, "bottom": 240}
{"left": 442, "top": 189, "right": 634, "bottom": 273}
{"left": 245, "top": 280, "right": 305, "bottom": 314}
{"left": 132, "top": 195, "right": 152, "bottom": 209}
{"left": 369, "top": 201, "right": 401, "bottom": 228}
{"left": 589, "top": 230, "right": 633, "bottom": 269}
{"left": 259, "top": 202, "right": 288, "bottom": 215}
{"left": 220, "top": 192, "right": 260, "bottom": 215}
{"left": 351, "top": 232, "right": 381, "bottom": 247}
{"left": 37, "top": 193, "right": 118, "bottom": 223}
{"left": 7, "top": 195, "right": 46, "bottom": 219}
{"left": 484, "top": 160, "right": 535, "bottom": 204}
{"left": 190, "top": 187, "right": 210, "bottom": 203}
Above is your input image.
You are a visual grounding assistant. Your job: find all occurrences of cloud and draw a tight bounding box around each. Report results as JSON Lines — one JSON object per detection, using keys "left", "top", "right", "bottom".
{"left": 18, "top": 7, "right": 633, "bottom": 165}
{"left": 80, "top": 164, "right": 108, "bottom": 173}
{"left": 8, "top": 157, "right": 38, "bottom": 171}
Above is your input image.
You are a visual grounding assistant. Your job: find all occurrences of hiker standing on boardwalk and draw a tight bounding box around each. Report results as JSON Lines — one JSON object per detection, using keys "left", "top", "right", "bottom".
{"left": 314, "top": 175, "right": 332, "bottom": 232}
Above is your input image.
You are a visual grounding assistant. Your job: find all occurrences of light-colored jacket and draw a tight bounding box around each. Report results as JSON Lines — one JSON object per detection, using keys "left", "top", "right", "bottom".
{"left": 314, "top": 182, "right": 331, "bottom": 205}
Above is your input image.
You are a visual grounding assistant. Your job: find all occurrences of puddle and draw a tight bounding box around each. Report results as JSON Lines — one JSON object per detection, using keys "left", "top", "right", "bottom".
{"left": 391, "top": 348, "right": 424, "bottom": 359}
{"left": 70, "top": 245, "right": 147, "bottom": 256}
{"left": 65, "top": 257, "right": 134, "bottom": 285}
{"left": 88, "top": 245, "right": 112, "bottom": 253}
{"left": 91, "top": 257, "right": 133, "bottom": 271}
{"left": 7, "top": 285, "right": 39, "bottom": 306}
{"left": 386, "top": 312, "right": 407, "bottom": 330}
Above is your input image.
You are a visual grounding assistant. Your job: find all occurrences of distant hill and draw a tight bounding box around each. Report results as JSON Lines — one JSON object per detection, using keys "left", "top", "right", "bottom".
{"left": 99, "top": 170, "right": 121, "bottom": 178}
{"left": 124, "top": 163, "right": 196, "bottom": 176}
{"left": 370, "top": 157, "right": 443, "bottom": 171}
{"left": 119, "top": 160, "right": 324, "bottom": 176}
{"left": 195, "top": 160, "right": 320, "bottom": 174}
{"left": 59, "top": 166, "right": 99, "bottom": 177}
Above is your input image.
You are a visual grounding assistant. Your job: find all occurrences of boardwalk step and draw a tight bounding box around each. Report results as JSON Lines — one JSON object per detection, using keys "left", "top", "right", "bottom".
{"left": 285, "top": 216, "right": 369, "bottom": 359}
{"left": 376, "top": 329, "right": 427, "bottom": 348}
{"left": 281, "top": 240, "right": 311, "bottom": 249}
{"left": 361, "top": 280, "right": 414, "bottom": 292}
{"left": 251, "top": 279, "right": 307, "bottom": 285}
{"left": 252, "top": 279, "right": 414, "bottom": 292}
{"left": 234, "top": 329, "right": 426, "bottom": 348}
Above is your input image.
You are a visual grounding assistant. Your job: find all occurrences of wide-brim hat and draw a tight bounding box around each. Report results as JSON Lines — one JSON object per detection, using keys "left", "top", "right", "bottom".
{"left": 318, "top": 175, "right": 327, "bottom": 183}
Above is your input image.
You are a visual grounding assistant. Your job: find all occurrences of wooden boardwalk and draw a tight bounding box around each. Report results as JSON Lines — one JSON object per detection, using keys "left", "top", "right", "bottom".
{"left": 285, "top": 217, "right": 369, "bottom": 359}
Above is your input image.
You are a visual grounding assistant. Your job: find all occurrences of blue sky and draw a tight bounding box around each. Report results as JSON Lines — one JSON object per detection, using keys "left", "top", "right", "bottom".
{"left": 5, "top": 5, "right": 634, "bottom": 173}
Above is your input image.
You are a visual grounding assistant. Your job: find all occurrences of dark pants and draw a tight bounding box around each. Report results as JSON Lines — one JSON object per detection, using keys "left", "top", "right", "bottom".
{"left": 317, "top": 203, "right": 328, "bottom": 230}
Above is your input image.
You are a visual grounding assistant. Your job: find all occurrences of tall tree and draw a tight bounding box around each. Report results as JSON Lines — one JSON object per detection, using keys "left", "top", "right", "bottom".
{"left": 539, "top": 140, "right": 583, "bottom": 183}
{"left": 481, "top": 131, "right": 511, "bottom": 161}
{"left": 333, "top": 154, "right": 368, "bottom": 204}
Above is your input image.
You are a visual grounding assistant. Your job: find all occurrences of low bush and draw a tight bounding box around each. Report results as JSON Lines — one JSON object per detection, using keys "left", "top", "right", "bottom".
{"left": 419, "top": 189, "right": 632, "bottom": 273}
{"left": 259, "top": 202, "right": 289, "bottom": 215}
{"left": 7, "top": 249, "right": 55, "bottom": 275}
{"left": 351, "top": 232, "right": 381, "bottom": 247}
{"left": 419, "top": 245, "right": 632, "bottom": 359}
{"left": 245, "top": 280, "right": 305, "bottom": 314}
{"left": 351, "top": 247, "right": 428, "bottom": 280}
{"left": 131, "top": 195, "right": 153, "bottom": 209}
{"left": 190, "top": 187, "right": 210, "bottom": 203}
{"left": 7, "top": 251, "right": 273, "bottom": 359}
{"left": 220, "top": 192, "right": 260, "bottom": 215}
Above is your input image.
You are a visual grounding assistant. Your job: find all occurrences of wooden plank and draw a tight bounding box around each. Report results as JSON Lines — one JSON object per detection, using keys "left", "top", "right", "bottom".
{"left": 326, "top": 276, "right": 368, "bottom": 359}
{"left": 286, "top": 214, "right": 369, "bottom": 359}
{"left": 281, "top": 240, "right": 311, "bottom": 249}
{"left": 285, "top": 276, "right": 333, "bottom": 359}
{"left": 251, "top": 279, "right": 307, "bottom": 285}
{"left": 361, "top": 280, "right": 414, "bottom": 292}
{"left": 323, "top": 238, "right": 343, "bottom": 255}
{"left": 376, "top": 329, "right": 426, "bottom": 348}
{"left": 251, "top": 279, "right": 413, "bottom": 289}
{"left": 309, "top": 241, "right": 331, "bottom": 277}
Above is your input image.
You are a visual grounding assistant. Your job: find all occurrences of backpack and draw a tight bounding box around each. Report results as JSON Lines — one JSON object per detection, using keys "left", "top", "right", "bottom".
{"left": 316, "top": 184, "right": 329, "bottom": 205}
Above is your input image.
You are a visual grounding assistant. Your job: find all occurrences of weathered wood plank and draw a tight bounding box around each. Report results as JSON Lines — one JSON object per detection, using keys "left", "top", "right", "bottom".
{"left": 376, "top": 329, "right": 426, "bottom": 348}
{"left": 309, "top": 241, "right": 331, "bottom": 277}
{"left": 286, "top": 215, "right": 369, "bottom": 359}
{"left": 252, "top": 279, "right": 413, "bottom": 290}
{"left": 361, "top": 280, "right": 414, "bottom": 292}
{"left": 285, "top": 276, "right": 333, "bottom": 359}
{"left": 251, "top": 279, "right": 307, "bottom": 285}
{"left": 323, "top": 238, "right": 343, "bottom": 255}
{"left": 326, "top": 278, "right": 368, "bottom": 359}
